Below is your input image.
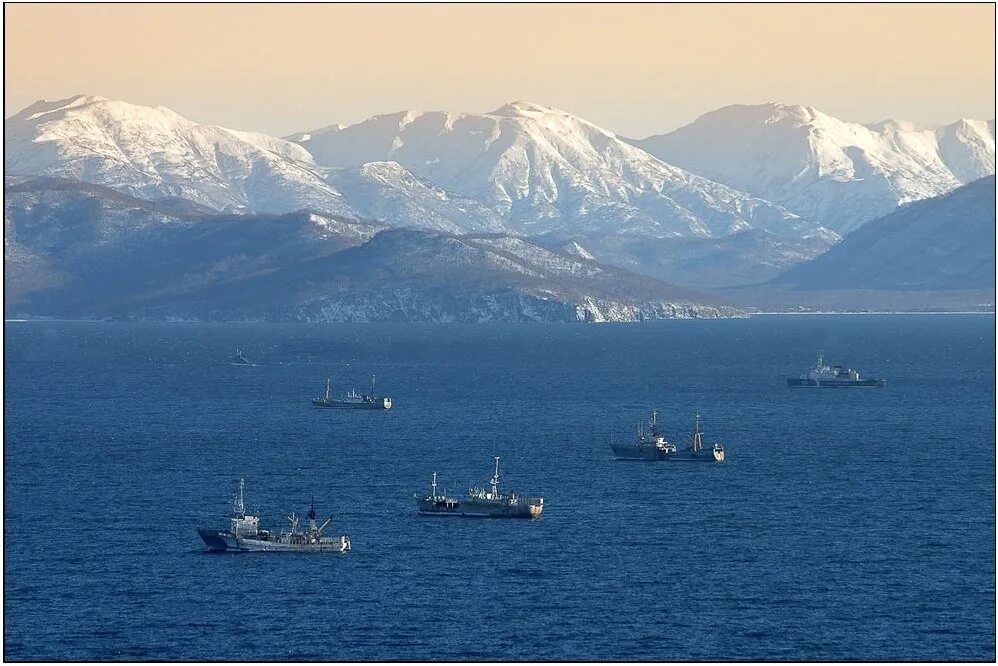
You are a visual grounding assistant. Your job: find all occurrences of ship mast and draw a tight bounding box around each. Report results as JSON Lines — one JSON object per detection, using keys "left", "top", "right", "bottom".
{"left": 431, "top": 471, "right": 438, "bottom": 499}
{"left": 325, "top": 378, "right": 331, "bottom": 401}
{"left": 307, "top": 495, "right": 317, "bottom": 532}
{"left": 691, "top": 413, "right": 703, "bottom": 454}
{"left": 233, "top": 478, "right": 246, "bottom": 518}
{"left": 490, "top": 456, "right": 501, "bottom": 498}
{"left": 371, "top": 374, "right": 376, "bottom": 396}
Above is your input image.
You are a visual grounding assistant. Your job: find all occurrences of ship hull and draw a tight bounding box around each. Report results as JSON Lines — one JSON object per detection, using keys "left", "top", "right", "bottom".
{"left": 415, "top": 500, "right": 542, "bottom": 519}
{"left": 787, "top": 378, "right": 886, "bottom": 387}
{"left": 312, "top": 400, "right": 391, "bottom": 410}
{"left": 611, "top": 445, "right": 722, "bottom": 462}
{"left": 198, "top": 529, "right": 350, "bottom": 553}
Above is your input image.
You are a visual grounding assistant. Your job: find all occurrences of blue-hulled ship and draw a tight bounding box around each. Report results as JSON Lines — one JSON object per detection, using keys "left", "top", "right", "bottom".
{"left": 415, "top": 457, "right": 543, "bottom": 518}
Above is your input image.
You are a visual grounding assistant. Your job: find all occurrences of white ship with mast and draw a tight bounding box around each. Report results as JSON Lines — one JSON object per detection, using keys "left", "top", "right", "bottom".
{"left": 197, "top": 479, "right": 351, "bottom": 553}
{"left": 312, "top": 375, "right": 392, "bottom": 410}
{"left": 416, "top": 457, "right": 543, "bottom": 518}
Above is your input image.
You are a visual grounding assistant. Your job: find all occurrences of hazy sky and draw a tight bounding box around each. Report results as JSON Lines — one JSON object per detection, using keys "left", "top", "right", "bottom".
{"left": 4, "top": 3, "right": 995, "bottom": 138}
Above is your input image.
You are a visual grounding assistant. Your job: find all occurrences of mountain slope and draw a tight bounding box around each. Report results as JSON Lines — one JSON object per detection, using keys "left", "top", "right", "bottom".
{"left": 4, "top": 177, "right": 742, "bottom": 322}
{"left": 289, "top": 101, "right": 835, "bottom": 242}
{"left": 249, "top": 229, "right": 744, "bottom": 322}
{"left": 633, "top": 103, "right": 995, "bottom": 233}
{"left": 770, "top": 176, "right": 996, "bottom": 291}
{"left": 533, "top": 229, "right": 834, "bottom": 290}
{"left": 324, "top": 161, "right": 511, "bottom": 233}
{"left": 4, "top": 95, "right": 356, "bottom": 216}
{"left": 4, "top": 176, "right": 381, "bottom": 314}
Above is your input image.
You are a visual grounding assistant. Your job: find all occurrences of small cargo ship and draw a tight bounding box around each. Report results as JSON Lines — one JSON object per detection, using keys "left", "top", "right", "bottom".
{"left": 416, "top": 457, "right": 543, "bottom": 519}
{"left": 312, "top": 376, "right": 392, "bottom": 410}
{"left": 197, "top": 479, "right": 351, "bottom": 553}
{"left": 787, "top": 354, "right": 886, "bottom": 387}
{"left": 612, "top": 410, "right": 725, "bottom": 462}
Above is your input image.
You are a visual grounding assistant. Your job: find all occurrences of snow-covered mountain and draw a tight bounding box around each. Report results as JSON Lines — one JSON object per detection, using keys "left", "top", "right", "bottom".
{"left": 289, "top": 101, "right": 836, "bottom": 242}
{"left": 632, "top": 103, "right": 995, "bottom": 234}
{"left": 770, "top": 175, "right": 996, "bottom": 291}
{"left": 324, "top": 161, "right": 511, "bottom": 234}
{"left": 4, "top": 95, "right": 357, "bottom": 216}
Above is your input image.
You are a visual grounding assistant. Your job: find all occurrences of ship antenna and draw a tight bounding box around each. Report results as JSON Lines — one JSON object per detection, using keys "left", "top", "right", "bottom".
{"left": 491, "top": 456, "right": 501, "bottom": 497}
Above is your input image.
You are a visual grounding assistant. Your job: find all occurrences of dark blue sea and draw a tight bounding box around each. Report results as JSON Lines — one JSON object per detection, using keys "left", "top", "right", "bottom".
{"left": 4, "top": 315, "right": 995, "bottom": 661}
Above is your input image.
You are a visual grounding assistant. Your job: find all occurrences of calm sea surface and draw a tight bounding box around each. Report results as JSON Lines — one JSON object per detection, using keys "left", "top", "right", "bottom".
{"left": 4, "top": 315, "right": 995, "bottom": 661}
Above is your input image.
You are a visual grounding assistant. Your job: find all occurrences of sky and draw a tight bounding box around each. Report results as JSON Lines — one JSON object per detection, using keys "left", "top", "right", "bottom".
{"left": 4, "top": 3, "right": 995, "bottom": 138}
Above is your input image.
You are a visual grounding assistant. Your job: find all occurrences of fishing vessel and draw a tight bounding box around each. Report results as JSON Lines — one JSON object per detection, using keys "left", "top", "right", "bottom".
{"left": 230, "top": 349, "right": 256, "bottom": 366}
{"left": 611, "top": 410, "right": 725, "bottom": 462}
{"left": 415, "top": 457, "right": 543, "bottom": 519}
{"left": 197, "top": 479, "right": 351, "bottom": 553}
{"left": 610, "top": 410, "right": 676, "bottom": 460}
{"left": 312, "top": 376, "right": 392, "bottom": 410}
{"left": 787, "top": 354, "right": 886, "bottom": 387}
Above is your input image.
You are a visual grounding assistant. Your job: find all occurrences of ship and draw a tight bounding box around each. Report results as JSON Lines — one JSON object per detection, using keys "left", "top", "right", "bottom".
{"left": 787, "top": 354, "right": 886, "bottom": 387}
{"left": 197, "top": 479, "right": 351, "bottom": 553}
{"left": 230, "top": 349, "right": 256, "bottom": 367}
{"left": 311, "top": 376, "right": 392, "bottom": 410}
{"left": 415, "top": 457, "right": 543, "bottom": 519}
{"left": 611, "top": 410, "right": 725, "bottom": 462}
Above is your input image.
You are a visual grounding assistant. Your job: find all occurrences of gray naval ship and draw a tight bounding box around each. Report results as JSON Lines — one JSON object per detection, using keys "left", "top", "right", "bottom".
{"left": 787, "top": 354, "right": 886, "bottom": 387}
{"left": 416, "top": 457, "right": 543, "bottom": 519}
{"left": 312, "top": 376, "right": 392, "bottom": 410}
{"left": 198, "top": 479, "right": 351, "bottom": 553}
{"left": 611, "top": 410, "right": 725, "bottom": 462}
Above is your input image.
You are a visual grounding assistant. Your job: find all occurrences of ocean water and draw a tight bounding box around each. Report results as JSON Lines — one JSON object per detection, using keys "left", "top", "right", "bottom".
{"left": 3, "top": 315, "right": 995, "bottom": 661}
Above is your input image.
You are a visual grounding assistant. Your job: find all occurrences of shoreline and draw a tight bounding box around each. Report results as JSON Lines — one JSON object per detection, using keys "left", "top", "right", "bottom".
{"left": 5, "top": 310, "right": 995, "bottom": 324}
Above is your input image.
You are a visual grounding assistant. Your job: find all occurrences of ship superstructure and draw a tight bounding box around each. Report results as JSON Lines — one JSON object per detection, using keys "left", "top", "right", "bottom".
{"left": 611, "top": 410, "right": 677, "bottom": 460}
{"left": 415, "top": 457, "right": 543, "bottom": 519}
{"left": 787, "top": 354, "right": 886, "bottom": 387}
{"left": 312, "top": 376, "right": 392, "bottom": 410}
{"left": 198, "top": 479, "right": 351, "bottom": 553}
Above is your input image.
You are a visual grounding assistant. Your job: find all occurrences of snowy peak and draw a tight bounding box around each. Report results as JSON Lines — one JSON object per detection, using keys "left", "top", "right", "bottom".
{"left": 633, "top": 102, "right": 996, "bottom": 233}
{"left": 489, "top": 101, "right": 565, "bottom": 117}
{"left": 4, "top": 95, "right": 354, "bottom": 217}
{"left": 291, "top": 101, "right": 827, "bottom": 242}
{"left": 12, "top": 94, "right": 112, "bottom": 121}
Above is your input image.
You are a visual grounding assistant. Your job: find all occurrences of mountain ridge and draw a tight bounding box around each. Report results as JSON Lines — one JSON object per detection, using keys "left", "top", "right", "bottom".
{"left": 770, "top": 175, "right": 996, "bottom": 291}
{"left": 4, "top": 176, "right": 742, "bottom": 322}
{"left": 631, "top": 102, "right": 995, "bottom": 233}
